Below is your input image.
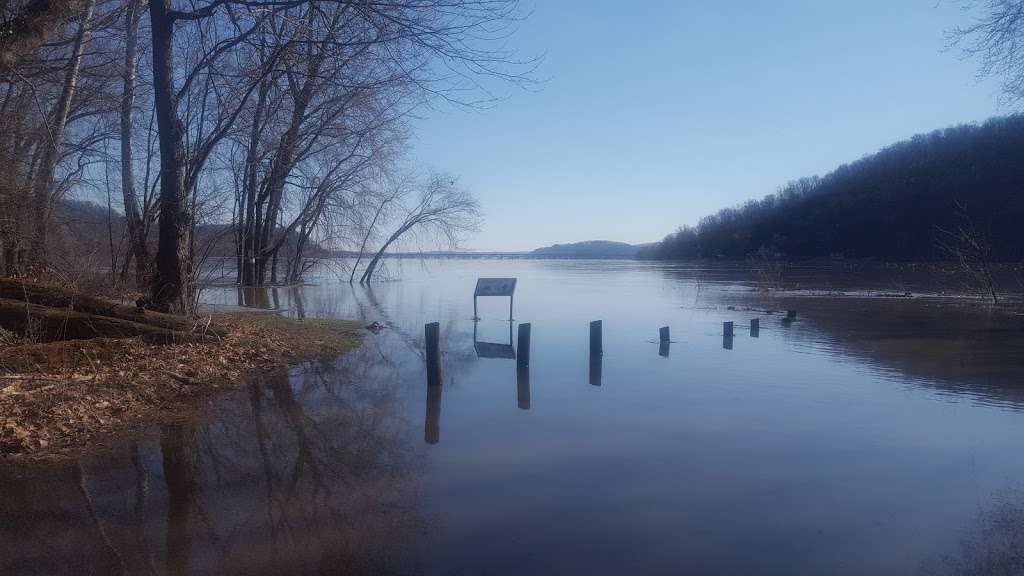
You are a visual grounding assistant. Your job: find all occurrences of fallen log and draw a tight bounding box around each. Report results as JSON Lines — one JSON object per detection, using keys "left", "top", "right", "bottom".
{"left": 0, "top": 298, "right": 212, "bottom": 344}
{"left": 0, "top": 279, "right": 225, "bottom": 338}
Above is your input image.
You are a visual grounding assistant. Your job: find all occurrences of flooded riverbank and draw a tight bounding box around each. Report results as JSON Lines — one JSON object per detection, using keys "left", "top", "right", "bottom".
{"left": 3, "top": 260, "right": 1024, "bottom": 575}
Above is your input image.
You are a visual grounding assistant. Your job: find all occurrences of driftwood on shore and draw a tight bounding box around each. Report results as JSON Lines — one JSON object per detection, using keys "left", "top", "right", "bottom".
{"left": 0, "top": 279, "right": 224, "bottom": 343}
{"left": 0, "top": 298, "right": 214, "bottom": 344}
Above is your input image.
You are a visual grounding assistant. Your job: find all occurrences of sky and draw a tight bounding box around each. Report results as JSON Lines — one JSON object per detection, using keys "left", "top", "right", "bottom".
{"left": 407, "top": 0, "right": 1005, "bottom": 252}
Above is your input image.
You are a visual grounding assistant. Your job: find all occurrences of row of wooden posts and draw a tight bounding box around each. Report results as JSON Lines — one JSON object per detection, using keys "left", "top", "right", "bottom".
{"left": 423, "top": 308, "right": 797, "bottom": 390}
{"left": 421, "top": 310, "right": 796, "bottom": 444}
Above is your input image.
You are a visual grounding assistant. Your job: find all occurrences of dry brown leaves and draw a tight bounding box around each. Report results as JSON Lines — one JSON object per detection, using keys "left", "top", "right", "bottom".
{"left": 0, "top": 314, "right": 362, "bottom": 459}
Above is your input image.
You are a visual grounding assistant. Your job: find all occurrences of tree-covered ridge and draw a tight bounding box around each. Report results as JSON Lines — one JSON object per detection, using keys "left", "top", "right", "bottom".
{"left": 532, "top": 240, "right": 642, "bottom": 259}
{"left": 640, "top": 115, "right": 1024, "bottom": 261}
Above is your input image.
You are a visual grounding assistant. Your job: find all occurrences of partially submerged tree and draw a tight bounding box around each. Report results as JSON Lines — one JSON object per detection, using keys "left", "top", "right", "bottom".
{"left": 358, "top": 173, "right": 480, "bottom": 283}
{"left": 936, "top": 201, "right": 1000, "bottom": 304}
{"left": 144, "top": 0, "right": 531, "bottom": 309}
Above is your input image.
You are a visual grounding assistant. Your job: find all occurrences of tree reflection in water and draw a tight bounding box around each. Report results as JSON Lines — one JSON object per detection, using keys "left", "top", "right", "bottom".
{"left": 0, "top": 344, "right": 424, "bottom": 575}
{"left": 925, "top": 488, "right": 1024, "bottom": 576}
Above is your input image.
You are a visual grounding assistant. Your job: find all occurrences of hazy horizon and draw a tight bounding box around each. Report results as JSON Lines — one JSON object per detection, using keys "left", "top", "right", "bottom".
{"left": 410, "top": 0, "right": 1004, "bottom": 251}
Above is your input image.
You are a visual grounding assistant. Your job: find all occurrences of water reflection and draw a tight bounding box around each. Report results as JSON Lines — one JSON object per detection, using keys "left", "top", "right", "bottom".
{"left": 472, "top": 321, "right": 516, "bottom": 359}
{"left": 161, "top": 423, "right": 197, "bottom": 576}
{"left": 659, "top": 340, "right": 670, "bottom": 357}
{"left": 12, "top": 260, "right": 1024, "bottom": 575}
{"left": 425, "top": 383, "right": 442, "bottom": 444}
{"left": 517, "top": 364, "right": 531, "bottom": 410}
{"left": 589, "top": 353, "right": 602, "bottom": 386}
{"left": 924, "top": 487, "right": 1024, "bottom": 576}
{"left": 0, "top": 350, "right": 422, "bottom": 575}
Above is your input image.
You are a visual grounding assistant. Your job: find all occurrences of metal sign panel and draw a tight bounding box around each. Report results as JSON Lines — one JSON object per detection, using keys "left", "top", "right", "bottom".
{"left": 474, "top": 277, "right": 516, "bottom": 297}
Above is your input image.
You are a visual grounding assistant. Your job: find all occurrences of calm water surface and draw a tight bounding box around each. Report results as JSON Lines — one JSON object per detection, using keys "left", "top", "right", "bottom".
{"left": 4, "top": 260, "right": 1024, "bottom": 575}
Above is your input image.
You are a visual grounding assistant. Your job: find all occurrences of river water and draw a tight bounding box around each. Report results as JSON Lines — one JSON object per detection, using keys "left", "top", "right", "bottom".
{"left": 3, "top": 259, "right": 1024, "bottom": 575}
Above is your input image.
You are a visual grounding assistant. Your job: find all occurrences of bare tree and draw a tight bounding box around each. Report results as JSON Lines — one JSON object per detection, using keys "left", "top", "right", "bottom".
{"left": 26, "top": 0, "right": 97, "bottom": 269}
{"left": 348, "top": 171, "right": 408, "bottom": 283}
{"left": 119, "top": 0, "right": 151, "bottom": 287}
{"left": 146, "top": 0, "right": 531, "bottom": 310}
{"left": 358, "top": 173, "right": 480, "bottom": 283}
{"left": 949, "top": 1, "right": 1024, "bottom": 105}
{"left": 936, "top": 201, "right": 999, "bottom": 303}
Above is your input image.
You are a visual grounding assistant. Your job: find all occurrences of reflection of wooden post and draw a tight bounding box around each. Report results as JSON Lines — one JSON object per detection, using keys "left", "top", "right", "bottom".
{"left": 723, "top": 334, "right": 734, "bottom": 350}
{"left": 659, "top": 340, "right": 669, "bottom": 357}
{"left": 723, "top": 321, "right": 734, "bottom": 336}
{"left": 750, "top": 318, "right": 759, "bottom": 337}
{"left": 589, "top": 354, "right": 602, "bottom": 386}
{"left": 590, "top": 320, "right": 602, "bottom": 357}
{"left": 425, "top": 322, "right": 441, "bottom": 388}
{"left": 517, "top": 323, "right": 531, "bottom": 367}
{"left": 517, "top": 364, "right": 530, "bottom": 410}
{"left": 425, "top": 384, "right": 441, "bottom": 444}
{"left": 659, "top": 326, "right": 670, "bottom": 342}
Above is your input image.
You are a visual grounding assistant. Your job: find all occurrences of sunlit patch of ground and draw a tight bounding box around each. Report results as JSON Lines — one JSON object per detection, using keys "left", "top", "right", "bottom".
{"left": 0, "top": 312, "right": 364, "bottom": 459}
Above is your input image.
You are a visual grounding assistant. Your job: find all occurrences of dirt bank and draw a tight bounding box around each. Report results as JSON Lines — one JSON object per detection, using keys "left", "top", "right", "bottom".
{"left": 0, "top": 311, "right": 364, "bottom": 460}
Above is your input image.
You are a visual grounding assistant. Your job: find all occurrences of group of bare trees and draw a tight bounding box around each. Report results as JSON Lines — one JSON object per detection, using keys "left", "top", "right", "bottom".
{"left": 0, "top": 0, "right": 526, "bottom": 313}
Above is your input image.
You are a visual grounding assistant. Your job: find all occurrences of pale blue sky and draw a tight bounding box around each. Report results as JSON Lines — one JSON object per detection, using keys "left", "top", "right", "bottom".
{"left": 409, "top": 0, "right": 1003, "bottom": 252}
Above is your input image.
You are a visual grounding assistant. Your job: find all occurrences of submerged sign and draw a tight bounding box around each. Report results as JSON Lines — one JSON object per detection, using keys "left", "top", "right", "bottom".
{"left": 474, "top": 278, "right": 517, "bottom": 297}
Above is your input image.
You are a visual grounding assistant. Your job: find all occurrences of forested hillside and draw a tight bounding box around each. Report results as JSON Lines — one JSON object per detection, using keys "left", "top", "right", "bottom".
{"left": 640, "top": 115, "right": 1024, "bottom": 261}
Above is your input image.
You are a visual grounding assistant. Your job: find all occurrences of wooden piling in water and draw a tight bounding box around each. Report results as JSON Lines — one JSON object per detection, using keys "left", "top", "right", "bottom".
{"left": 590, "top": 320, "right": 603, "bottom": 357}
{"left": 659, "top": 326, "right": 670, "bottom": 342}
{"left": 787, "top": 310, "right": 796, "bottom": 320}
{"left": 425, "top": 322, "right": 441, "bottom": 388}
{"left": 723, "top": 321, "right": 734, "bottom": 337}
{"left": 517, "top": 323, "right": 531, "bottom": 367}
{"left": 750, "top": 318, "right": 759, "bottom": 337}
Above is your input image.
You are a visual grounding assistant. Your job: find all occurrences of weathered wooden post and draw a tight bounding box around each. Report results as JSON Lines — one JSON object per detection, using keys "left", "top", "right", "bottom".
{"left": 750, "top": 318, "right": 759, "bottom": 337}
{"left": 659, "top": 340, "right": 670, "bottom": 357}
{"left": 517, "top": 323, "right": 531, "bottom": 367}
{"left": 659, "top": 326, "right": 670, "bottom": 342}
{"left": 590, "top": 320, "right": 603, "bottom": 357}
{"left": 787, "top": 310, "right": 796, "bottom": 320}
{"left": 723, "top": 321, "right": 734, "bottom": 337}
{"left": 425, "top": 383, "right": 441, "bottom": 444}
{"left": 517, "top": 363, "right": 530, "bottom": 410}
{"left": 425, "top": 322, "right": 441, "bottom": 388}
{"left": 723, "top": 334, "right": 734, "bottom": 350}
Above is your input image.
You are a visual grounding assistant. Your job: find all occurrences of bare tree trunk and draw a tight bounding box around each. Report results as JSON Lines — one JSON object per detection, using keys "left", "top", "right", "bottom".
{"left": 350, "top": 198, "right": 389, "bottom": 283}
{"left": 120, "top": 0, "right": 150, "bottom": 288}
{"left": 27, "top": 0, "right": 96, "bottom": 269}
{"left": 359, "top": 227, "right": 406, "bottom": 283}
{"left": 148, "top": 0, "right": 190, "bottom": 313}
{"left": 239, "top": 79, "right": 270, "bottom": 286}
